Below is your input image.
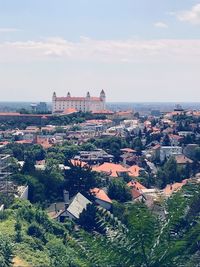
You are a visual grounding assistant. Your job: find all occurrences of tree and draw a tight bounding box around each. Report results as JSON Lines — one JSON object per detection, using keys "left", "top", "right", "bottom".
{"left": 21, "top": 157, "right": 36, "bottom": 175}
{"left": 157, "top": 157, "right": 180, "bottom": 188}
{"left": 108, "top": 179, "right": 132, "bottom": 203}
{"left": 78, "top": 203, "right": 97, "bottom": 231}
{"left": 132, "top": 137, "right": 143, "bottom": 154}
{"left": 27, "top": 222, "right": 46, "bottom": 242}
{"left": 73, "top": 183, "right": 200, "bottom": 267}
{"left": 64, "top": 160, "right": 97, "bottom": 196}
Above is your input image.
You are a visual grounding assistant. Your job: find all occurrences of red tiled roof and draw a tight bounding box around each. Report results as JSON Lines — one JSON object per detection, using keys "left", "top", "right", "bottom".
{"left": 0, "top": 112, "right": 21, "bottom": 116}
{"left": 175, "top": 155, "right": 193, "bottom": 164}
{"left": 62, "top": 108, "right": 78, "bottom": 115}
{"left": 127, "top": 180, "right": 147, "bottom": 190}
{"left": 152, "top": 144, "right": 161, "bottom": 150}
{"left": 56, "top": 96, "right": 101, "bottom": 101}
{"left": 90, "top": 97, "right": 101, "bottom": 101}
{"left": 92, "top": 162, "right": 129, "bottom": 177}
{"left": 0, "top": 113, "right": 51, "bottom": 117}
{"left": 34, "top": 137, "right": 52, "bottom": 149}
{"left": 0, "top": 141, "right": 10, "bottom": 145}
{"left": 130, "top": 188, "right": 143, "bottom": 200}
{"left": 70, "top": 159, "right": 88, "bottom": 167}
{"left": 128, "top": 165, "right": 142, "bottom": 177}
{"left": 15, "top": 140, "right": 32, "bottom": 144}
{"left": 90, "top": 188, "right": 112, "bottom": 204}
{"left": 163, "top": 179, "right": 188, "bottom": 196}
{"left": 92, "top": 110, "right": 114, "bottom": 115}
{"left": 56, "top": 97, "right": 86, "bottom": 101}
{"left": 169, "top": 134, "right": 183, "bottom": 140}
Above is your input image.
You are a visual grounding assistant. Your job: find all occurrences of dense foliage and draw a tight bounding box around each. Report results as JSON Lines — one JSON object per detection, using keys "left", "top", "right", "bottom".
{"left": 1, "top": 182, "right": 200, "bottom": 266}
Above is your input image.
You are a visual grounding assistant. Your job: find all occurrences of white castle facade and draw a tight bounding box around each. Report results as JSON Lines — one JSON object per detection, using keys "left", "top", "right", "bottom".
{"left": 52, "top": 90, "right": 106, "bottom": 114}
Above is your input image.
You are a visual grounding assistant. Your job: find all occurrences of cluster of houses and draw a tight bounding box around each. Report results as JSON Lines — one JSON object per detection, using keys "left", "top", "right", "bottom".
{"left": 1, "top": 105, "right": 200, "bottom": 223}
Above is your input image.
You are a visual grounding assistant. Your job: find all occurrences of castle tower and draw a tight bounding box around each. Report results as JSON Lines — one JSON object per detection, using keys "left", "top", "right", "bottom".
{"left": 85, "top": 92, "right": 91, "bottom": 112}
{"left": 100, "top": 90, "right": 106, "bottom": 110}
{"left": 52, "top": 91, "right": 56, "bottom": 100}
{"left": 52, "top": 92, "right": 57, "bottom": 113}
{"left": 86, "top": 91, "right": 90, "bottom": 99}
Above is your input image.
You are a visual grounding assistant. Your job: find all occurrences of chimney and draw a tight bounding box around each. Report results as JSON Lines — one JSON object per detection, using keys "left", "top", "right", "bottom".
{"left": 54, "top": 203, "right": 57, "bottom": 213}
{"left": 63, "top": 190, "right": 70, "bottom": 204}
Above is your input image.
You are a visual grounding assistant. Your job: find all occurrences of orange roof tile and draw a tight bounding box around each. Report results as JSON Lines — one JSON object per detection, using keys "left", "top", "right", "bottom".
{"left": 56, "top": 97, "right": 86, "bottom": 101}
{"left": 127, "top": 180, "right": 147, "bottom": 190}
{"left": 175, "top": 155, "right": 193, "bottom": 164}
{"left": 90, "top": 188, "right": 112, "bottom": 204}
{"left": 62, "top": 108, "right": 78, "bottom": 115}
{"left": 128, "top": 165, "right": 142, "bottom": 177}
{"left": 34, "top": 137, "right": 52, "bottom": 149}
{"left": 15, "top": 140, "right": 32, "bottom": 144}
{"left": 92, "top": 110, "right": 114, "bottom": 115}
{"left": 70, "top": 159, "right": 88, "bottom": 167}
{"left": 0, "top": 141, "right": 10, "bottom": 145}
{"left": 92, "top": 162, "right": 129, "bottom": 177}
{"left": 163, "top": 180, "right": 188, "bottom": 196}
{"left": 169, "top": 134, "right": 183, "bottom": 140}
{"left": 130, "top": 188, "right": 143, "bottom": 200}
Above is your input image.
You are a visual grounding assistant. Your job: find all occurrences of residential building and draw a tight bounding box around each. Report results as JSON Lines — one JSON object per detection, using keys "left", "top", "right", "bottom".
{"left": 160, "top": 146, "right": 183, "bottom": 162}
{"left": 90, "top": 188, "right": 112, "bottom": 210}
{"left": 48, "top": 193, "right": 91, "bottom": 222}
{"left": 92, "top": 162, "right": 129, "bottom": 177}
{"left": 74, "top": 149, "right": 114, "bottom": 165}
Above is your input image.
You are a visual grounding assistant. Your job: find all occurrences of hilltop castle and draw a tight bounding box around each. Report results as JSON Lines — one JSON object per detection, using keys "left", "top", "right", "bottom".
{"left": 52, "top": 90, "right": 106, "bottom": 114}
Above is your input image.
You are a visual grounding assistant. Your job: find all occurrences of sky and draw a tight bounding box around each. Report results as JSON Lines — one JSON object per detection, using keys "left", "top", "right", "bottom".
{"left": 0, "top": 0, "right": 200, "bottom": 102}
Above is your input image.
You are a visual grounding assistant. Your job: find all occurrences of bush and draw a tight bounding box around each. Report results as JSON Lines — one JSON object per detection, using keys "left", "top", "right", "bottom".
{"left": 27, "top": 222, "right": 46, "bottom": 243}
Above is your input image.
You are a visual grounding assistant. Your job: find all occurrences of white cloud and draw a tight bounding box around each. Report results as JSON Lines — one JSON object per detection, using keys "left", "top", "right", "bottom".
{"left": 177, "top": 3, "right": 200, "bottom": 24}
{"left": 0, "top": 37, "right": 200, "bottom": 63}
{"left": 0, "top": 27, "right": 21, "bottom": 33}
{"left": 154, "top": 22, "right": 168, "bottom": 28}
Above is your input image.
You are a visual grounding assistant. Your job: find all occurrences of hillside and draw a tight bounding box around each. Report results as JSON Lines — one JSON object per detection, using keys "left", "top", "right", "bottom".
{"left": 0, "top": 181, "right": 200, "bottom": 267}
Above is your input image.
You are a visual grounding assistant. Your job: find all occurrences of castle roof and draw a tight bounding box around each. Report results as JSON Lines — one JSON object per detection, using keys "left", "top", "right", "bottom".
{"left": 55, "top": 96, "right": 102, "bottom": 101}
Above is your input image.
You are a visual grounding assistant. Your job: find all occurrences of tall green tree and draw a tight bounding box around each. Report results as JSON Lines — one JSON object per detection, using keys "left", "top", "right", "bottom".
{"left": 64, "top": 160, "right": 97, "bottom": 196}
{"left": 108, "top": 179, "right": 132, "bottom": 203}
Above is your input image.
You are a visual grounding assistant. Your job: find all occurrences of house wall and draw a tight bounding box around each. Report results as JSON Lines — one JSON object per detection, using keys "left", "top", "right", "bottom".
{"left": 19, "top": 186, "right": 29, "bottom": 200}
